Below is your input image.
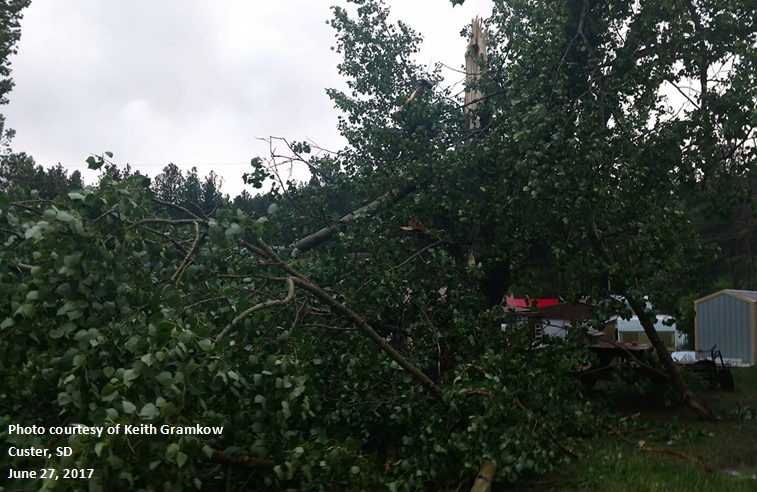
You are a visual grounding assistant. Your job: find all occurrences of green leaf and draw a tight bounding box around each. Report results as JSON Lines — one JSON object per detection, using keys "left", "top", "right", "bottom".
{"left": 49, "top": 329, "right": 65, "bottom": 339}
{"left": 0, "top": 194, "right": 9, "bottom": 210}
{"left": 86, "top": 155, "right": 103, "bottom": 170}
{"left": 202, "top": 445, "right": 213, "bottom": 459}
{"left": 166, "top": 443, "right": 179, "bottom": 457}
{"left": 122, "top": 401, "right": 136, "bottom": 414}
{"left": 139, "top": 403, "right": 159, "bottom": 419}
{"left": 56, "top": 210, "right": 75, "bottom": 222}
{"left": 104, "top": 151, "right": 114, "bottom": 158}
{"left": 69, "top": 219, "right": 84, "bottom": 235}
{"left": 225, "top": 223, "right": 241, "bottom": 239}
{"left": 0, "top": 318, "right": 13, "bottom": 329}
{"left": 123, "top": 369, "right": 138, "bottom": 382}
{"left": 25, "top": 224, "right": 46, "bottom": 240}
{"left": 156, "top": 372, "right": 173, "bottom": 386}
{"left": 198, "top": 339, "right": 212, "bottom": 352}
{"left": 15, "top": 303, "right": 35, "bottom": 318}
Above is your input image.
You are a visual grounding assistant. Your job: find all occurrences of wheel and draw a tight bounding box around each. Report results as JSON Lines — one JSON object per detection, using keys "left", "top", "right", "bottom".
{"left": 718, "top": 369, "right": 735, "bottom": 391}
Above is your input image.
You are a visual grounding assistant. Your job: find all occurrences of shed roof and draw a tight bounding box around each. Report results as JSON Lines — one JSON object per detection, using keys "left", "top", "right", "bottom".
{"left": 535, "top": 302, "right": 597, "bottom": 321}
{"left": 504, "top": 295, "right": 560, "bottom": 308}
{"left": 695, "top": 289, "right": 757, "bottom": 305}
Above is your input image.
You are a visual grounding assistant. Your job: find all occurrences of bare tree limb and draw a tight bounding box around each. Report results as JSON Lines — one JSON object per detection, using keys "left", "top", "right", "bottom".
{"left": 289, "top": 181, "right": 422, "bottom": 254}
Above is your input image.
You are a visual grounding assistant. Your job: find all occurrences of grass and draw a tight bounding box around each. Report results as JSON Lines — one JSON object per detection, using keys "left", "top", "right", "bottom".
{"left": 513, "top": 366, "right": 757, "bottom": 492}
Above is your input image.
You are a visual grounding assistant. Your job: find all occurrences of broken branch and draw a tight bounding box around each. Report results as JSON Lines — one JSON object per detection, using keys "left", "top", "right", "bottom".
{"left": 256, "top": 239, "right": 443, "bottom": 398}
{"left": 289, "top": 181, "right": 423, "bottom": 254}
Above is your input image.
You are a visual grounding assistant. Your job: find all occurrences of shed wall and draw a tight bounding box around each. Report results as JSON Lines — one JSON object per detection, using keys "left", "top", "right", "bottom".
{"left": 698, "top": 294, "right": 753, "bottom": 363}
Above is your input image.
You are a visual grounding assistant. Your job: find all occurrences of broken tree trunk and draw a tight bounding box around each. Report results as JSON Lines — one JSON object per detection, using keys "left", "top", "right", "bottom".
{"left": 587, "top": 217, "right": 714, "bottom": 420}
{"left": 465, "top": 17, "right": 487, "bottom": 132}
{"left": 469, "top": 461, "right": 496, "bottom": 492}
{"left": 625, "top": 296, "right": 715, "bottom": 421}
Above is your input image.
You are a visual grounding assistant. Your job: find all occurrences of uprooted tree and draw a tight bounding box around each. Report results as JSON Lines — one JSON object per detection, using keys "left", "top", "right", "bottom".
{"left": 2, "top": 0, "right": 757, "bottom": 490}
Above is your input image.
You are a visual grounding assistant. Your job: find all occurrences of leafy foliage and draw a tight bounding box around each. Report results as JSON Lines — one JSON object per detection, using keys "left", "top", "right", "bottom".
{"left": 1, "top": 177, "right": 597, "bottom": 490}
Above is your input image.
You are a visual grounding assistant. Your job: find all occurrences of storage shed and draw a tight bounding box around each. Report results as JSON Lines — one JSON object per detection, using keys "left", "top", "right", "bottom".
{"left": 694, "top": 289, "right": 757, "bottom": 366}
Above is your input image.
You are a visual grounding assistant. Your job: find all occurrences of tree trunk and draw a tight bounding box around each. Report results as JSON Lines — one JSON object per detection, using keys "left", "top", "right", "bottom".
{"left": 625, "top": 295, "right": 715, "bottom": 421}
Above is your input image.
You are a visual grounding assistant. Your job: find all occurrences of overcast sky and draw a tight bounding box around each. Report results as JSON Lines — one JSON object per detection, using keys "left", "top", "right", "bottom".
{"left": 3, "top": 0, "right": 492, "bottom": 198}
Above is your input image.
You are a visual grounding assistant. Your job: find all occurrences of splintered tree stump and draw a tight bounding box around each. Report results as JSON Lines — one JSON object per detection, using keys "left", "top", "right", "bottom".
{"left": 465, "top": 17, "right": 487, "bottom": 131}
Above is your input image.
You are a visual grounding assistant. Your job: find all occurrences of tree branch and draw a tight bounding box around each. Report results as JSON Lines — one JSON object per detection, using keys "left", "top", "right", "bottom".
{"left": 210, "top": 450, "right": 275, "bottom": 469}
{"left": 601, "top": 422, "right": 713, "bottom": 472}
{"left": 151, "top": 197, "right": 205, "bottom": 220}
{"left": 389, "top": 238, "right": 448, "bottom": 271}
{"left": 126, "top": 218, "right": 205, "bottom": 231}
{"left": 171, "top": 221, "right": 203, "bottom": 287}
{"left": 256, "top": 239, "right": 443, "bottom": 398}
{"left": 289, "top": 181, "right": 423, "bottom": 254}
{"left": 213, "top": 277, "right": 295, "bottom": 346}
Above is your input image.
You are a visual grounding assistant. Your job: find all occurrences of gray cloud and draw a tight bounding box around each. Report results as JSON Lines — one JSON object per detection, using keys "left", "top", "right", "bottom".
{"left": 4, "top": 0, "right": 492, "bottom": 198}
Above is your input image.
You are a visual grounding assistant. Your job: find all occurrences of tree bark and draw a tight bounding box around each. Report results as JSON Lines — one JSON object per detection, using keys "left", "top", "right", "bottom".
{"left": 625, "top": 295, "right": 715, "bottom": 421}
{"left": 289, "top": 182, "right": 421, "bottom": 255}
{"left": 469, "top": 461, "right": 496, "bottom": 492}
